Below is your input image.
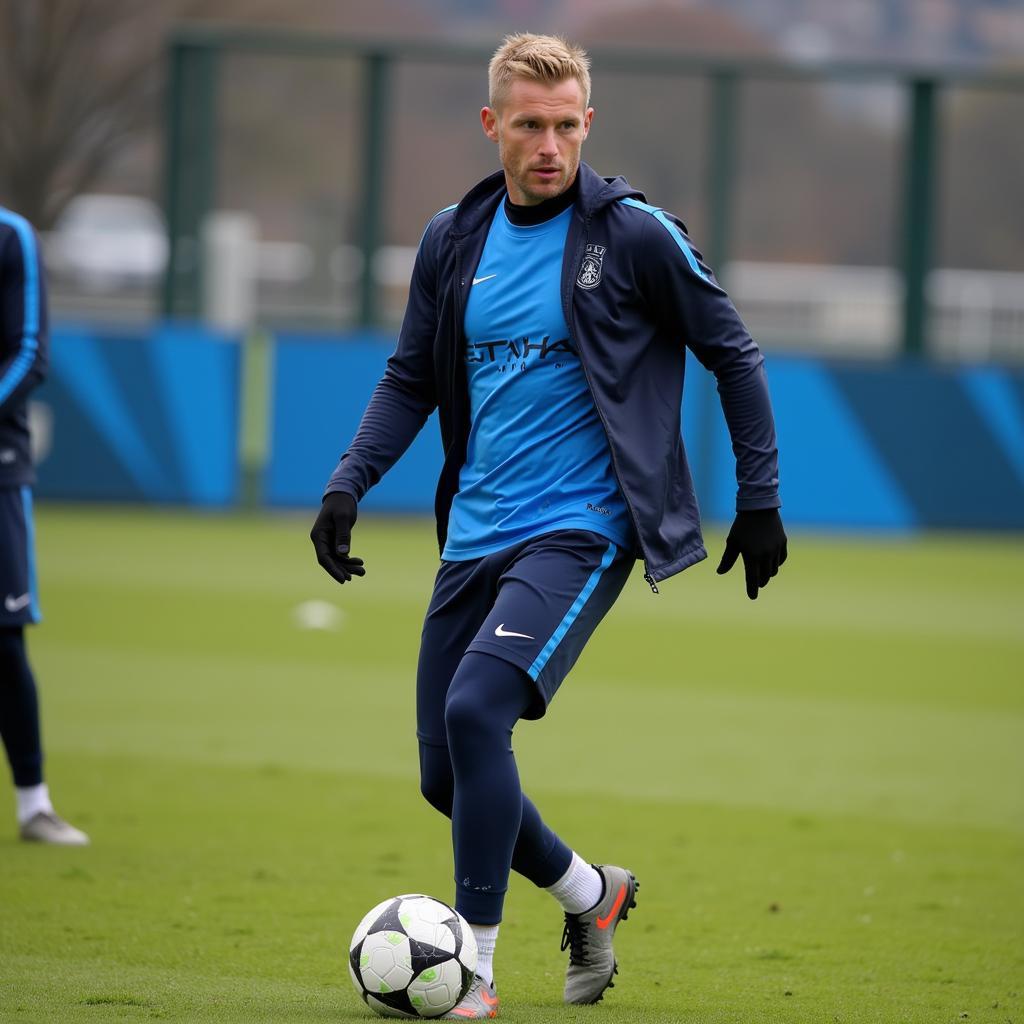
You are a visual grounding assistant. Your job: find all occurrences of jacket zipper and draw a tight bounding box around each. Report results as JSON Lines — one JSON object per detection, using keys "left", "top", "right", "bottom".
{"left": 561, "top": 220, "right": 659, "bottom": 595}
{"left": 430, "top": 239, "right": 467, "bottom": 557}
{"left": 452, "top": 244, "right": 467, "bottom": 412}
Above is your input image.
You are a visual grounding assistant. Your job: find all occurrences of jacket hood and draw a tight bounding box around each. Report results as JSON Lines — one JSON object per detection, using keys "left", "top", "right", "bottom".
{"left": 450, "top": 162, "right": 645, "bottom": 237}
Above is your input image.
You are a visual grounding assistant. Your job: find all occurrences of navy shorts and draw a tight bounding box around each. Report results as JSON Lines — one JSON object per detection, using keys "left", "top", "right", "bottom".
{"left": 0, "top": 486, "right": 41, "bottom": 628}
{"left": 416, "top": 529, "right": 634, "bottom": 745}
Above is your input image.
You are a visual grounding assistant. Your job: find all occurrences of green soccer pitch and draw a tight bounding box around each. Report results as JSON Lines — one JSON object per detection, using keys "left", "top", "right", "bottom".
{"left": 2, "top": 506, "right": 1022, "bottom": 1023}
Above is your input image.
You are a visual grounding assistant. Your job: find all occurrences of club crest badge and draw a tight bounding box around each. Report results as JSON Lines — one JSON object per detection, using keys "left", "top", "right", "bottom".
{"left": 576, "top": 243, "right": 607, "bottom": 290}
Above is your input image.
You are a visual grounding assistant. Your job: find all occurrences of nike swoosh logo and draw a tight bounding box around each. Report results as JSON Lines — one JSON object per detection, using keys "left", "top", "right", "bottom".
{"left": 596, "top": 884, "right": 628, "bottom": 929}
{"left": 472, "top": 274, "right": 497, "bottom": 285}
{"left": 494, "top": 623, "right": 534, "bottom": 639}
{"left": 5, "top": 592, "right": 31, "bottom": 613}
{"left": 480, "top": 988, "right": 499, "bottom": 1008}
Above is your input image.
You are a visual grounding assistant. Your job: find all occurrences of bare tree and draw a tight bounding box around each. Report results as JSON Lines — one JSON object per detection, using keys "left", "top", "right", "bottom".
{"left": 0, "top": 0, "right": 176, "bottom": 226}
{"left": 0, "top": 0, "right": 437, "bottom": 228}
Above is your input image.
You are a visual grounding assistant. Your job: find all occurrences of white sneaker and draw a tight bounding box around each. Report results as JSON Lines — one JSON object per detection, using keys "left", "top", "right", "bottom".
{"left": 19, "top": 811, "right": 90, "bottom": 846}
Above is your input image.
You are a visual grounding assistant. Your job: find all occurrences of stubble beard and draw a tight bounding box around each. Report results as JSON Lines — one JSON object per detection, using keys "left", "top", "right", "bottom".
{"left": 503, "top": 142, "right": 579, "bottom": 206}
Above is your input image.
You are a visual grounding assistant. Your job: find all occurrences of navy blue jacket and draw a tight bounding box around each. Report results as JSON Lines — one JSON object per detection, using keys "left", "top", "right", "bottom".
{"left": 0, "top": 207, "right": 49, "bottom": 488}
{"left": 327, "top": 163, "right": 780, "bottom": 585}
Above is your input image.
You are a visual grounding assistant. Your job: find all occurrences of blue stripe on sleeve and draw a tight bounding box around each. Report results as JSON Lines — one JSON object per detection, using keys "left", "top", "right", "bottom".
{"left": 527, "top": 542, "right": 617, "bottom": 680}
{"left": 619, "top": 196, "right": 709, "bottom": 282}
{"left": 418, "top": 203, "right": 459, "bottom": 246}
{"left": 0, "top": 209, "right": 42, "bottom": 404}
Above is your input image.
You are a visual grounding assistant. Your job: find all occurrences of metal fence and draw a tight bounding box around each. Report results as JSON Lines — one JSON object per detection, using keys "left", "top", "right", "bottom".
{"left": 162, "top": 27, "right": 1024, "bottom": 359}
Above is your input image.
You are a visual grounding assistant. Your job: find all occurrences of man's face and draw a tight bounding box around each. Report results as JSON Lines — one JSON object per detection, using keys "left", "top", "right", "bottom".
{"left": 481, "top": 77, "right": 593, "bottom": 206}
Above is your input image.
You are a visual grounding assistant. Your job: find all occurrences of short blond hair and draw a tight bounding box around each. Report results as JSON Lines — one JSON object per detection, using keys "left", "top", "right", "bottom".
{"left": 488, "top": 33, "right": 591, "bottom": 109}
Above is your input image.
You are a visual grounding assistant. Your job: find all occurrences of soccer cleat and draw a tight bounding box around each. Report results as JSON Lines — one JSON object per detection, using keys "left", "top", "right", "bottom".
{"left": 561, "top": 863, "right": 638, "bottom": 1004}
{"left": 443, "top": 975, "right": 499, "bottom": 1019}
{"left": 18, "top": 811, "right": 90, "bottom": 846}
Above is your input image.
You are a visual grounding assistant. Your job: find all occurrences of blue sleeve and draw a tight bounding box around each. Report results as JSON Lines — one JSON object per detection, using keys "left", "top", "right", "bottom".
{"left": 0, "top": 216, "right": 49, "bottom": 417}
{"left": 634, "top": 207, "right": 780, "bottom": 511}
{"left": 323, "top": 217, "right": 443, "bottom": 501}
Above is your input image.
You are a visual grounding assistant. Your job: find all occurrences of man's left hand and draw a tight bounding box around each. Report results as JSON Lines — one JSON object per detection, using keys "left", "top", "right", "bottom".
{"left": 716, "top": 508, "right": 788, "bottom": 600}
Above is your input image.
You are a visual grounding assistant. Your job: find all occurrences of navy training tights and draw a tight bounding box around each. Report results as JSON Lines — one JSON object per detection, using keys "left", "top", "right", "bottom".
{"left": 0, "top": 627, "right": 43, "bottom": 787}
{"left": 418, "top": 651, "right": 572, "bottom": 924}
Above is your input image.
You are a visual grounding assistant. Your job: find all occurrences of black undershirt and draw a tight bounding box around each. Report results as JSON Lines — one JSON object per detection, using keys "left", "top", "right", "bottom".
{"left": 503, "top": 173, "right": 580, "bottom": 226}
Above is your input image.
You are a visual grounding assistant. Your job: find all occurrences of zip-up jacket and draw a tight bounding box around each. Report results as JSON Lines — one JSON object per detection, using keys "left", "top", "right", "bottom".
{"left": 0, "top": 207, "right": 49, "bottom": 488}
{"left": 326, "top": 162, "right": 780, "bottom": 585}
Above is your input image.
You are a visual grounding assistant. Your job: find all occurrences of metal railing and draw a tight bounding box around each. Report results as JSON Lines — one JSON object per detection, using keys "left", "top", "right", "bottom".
{"left": 162, "top": 26, "right": 1024, "bottom": 355}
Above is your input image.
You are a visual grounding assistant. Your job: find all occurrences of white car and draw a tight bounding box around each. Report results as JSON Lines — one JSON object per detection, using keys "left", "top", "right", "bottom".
{"left": 49, "top": 194, "right": 168, "bottom": 291}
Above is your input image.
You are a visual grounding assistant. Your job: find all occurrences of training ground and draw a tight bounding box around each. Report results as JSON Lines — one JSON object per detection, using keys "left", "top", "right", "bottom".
{"left": 2, "top": 507, "right": 1021, "bottom": 1023}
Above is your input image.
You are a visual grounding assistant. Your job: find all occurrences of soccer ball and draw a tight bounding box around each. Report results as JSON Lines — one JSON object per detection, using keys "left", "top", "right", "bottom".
{"left": 348, "top": 894, "right": 477, "bottom": 1018}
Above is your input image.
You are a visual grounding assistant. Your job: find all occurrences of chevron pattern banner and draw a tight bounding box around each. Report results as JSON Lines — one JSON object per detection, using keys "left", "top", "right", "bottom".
{"left": 682, "top": 356, "right": 1024, "bottom": 530}
{"left": 34, "top": 325, "right": 241, "bottom": 506}
{"left": 29, "top": 327, "right": 1023, "bottom": 527}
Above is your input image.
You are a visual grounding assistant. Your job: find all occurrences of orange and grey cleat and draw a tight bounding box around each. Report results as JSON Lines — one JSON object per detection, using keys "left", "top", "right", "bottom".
{"left": 561, "top": 863, "right": 638, "bottom": 1004}
{"left": 443, "top": 975, "right": 499, "bottom": 1019}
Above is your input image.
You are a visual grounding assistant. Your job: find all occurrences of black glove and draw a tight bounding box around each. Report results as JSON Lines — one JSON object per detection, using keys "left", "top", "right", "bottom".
{"left": 716, "top": 508, "right": 787, "bottom": 600}
{"left": 310, "top": 491, "right": 366, "bottom": 585}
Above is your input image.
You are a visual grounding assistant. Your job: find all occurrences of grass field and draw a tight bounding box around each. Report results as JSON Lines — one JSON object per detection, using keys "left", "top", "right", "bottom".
{"left": 2, "top": 506, "right": 1022, "bottom": 1023}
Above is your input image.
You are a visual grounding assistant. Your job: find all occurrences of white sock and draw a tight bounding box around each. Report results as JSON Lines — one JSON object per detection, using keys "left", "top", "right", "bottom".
{"left": 546, "top": 852, "right": 604, "bottom": 915}
{"left": 15, "top": 782, "right": 53, "bottom": 825}
{"left": 470, "top": 923, "right": 498, "bottom": 987}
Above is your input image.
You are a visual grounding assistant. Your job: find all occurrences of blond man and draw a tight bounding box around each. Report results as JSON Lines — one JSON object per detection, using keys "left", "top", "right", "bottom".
{"left": 313, "top": 33, "right": 786, "bottom": 1017}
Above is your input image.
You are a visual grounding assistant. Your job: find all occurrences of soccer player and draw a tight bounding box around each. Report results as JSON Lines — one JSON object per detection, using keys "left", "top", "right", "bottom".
{"left": 0, "top": 205, "right": 89, "bottom": 846}
{"left": 312, "top": 34, "right": 786, "bottom": 1017}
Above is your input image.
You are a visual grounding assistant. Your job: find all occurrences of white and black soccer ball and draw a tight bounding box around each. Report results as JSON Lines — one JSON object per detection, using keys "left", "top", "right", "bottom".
{"left": 348, "top": 894, "right": 477, "bottom": 1018}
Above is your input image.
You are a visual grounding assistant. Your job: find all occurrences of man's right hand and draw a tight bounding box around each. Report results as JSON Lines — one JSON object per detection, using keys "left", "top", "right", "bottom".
{"left": 310, "top": 492, "right": 366, "bottom": 585}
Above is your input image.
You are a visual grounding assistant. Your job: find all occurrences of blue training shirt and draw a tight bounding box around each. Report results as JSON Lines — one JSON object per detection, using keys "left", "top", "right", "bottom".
{"left": 442, "top": 201, "right": 634, "bottom": 560}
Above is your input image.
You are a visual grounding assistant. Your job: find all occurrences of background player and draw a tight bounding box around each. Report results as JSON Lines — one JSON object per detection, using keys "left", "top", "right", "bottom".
{"left": 312, "top": 33, "right": 786, "bottom": 1017}
{"left": 0, "top": 205, "right": 89, "bottom": 846}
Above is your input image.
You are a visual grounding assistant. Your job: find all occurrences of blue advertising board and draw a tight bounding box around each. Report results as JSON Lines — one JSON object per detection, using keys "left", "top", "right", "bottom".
{"left": 269, "top": 333, "right": 1024, "bottom": 530}
{"left": 266, "top": 332, "right": 444, "bottom": 512}
{"left": 33, "top": 324, "right": 1024, "bottom": 529}
{"left": 34, "top": 323, "right": 241, "bottom": 505}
